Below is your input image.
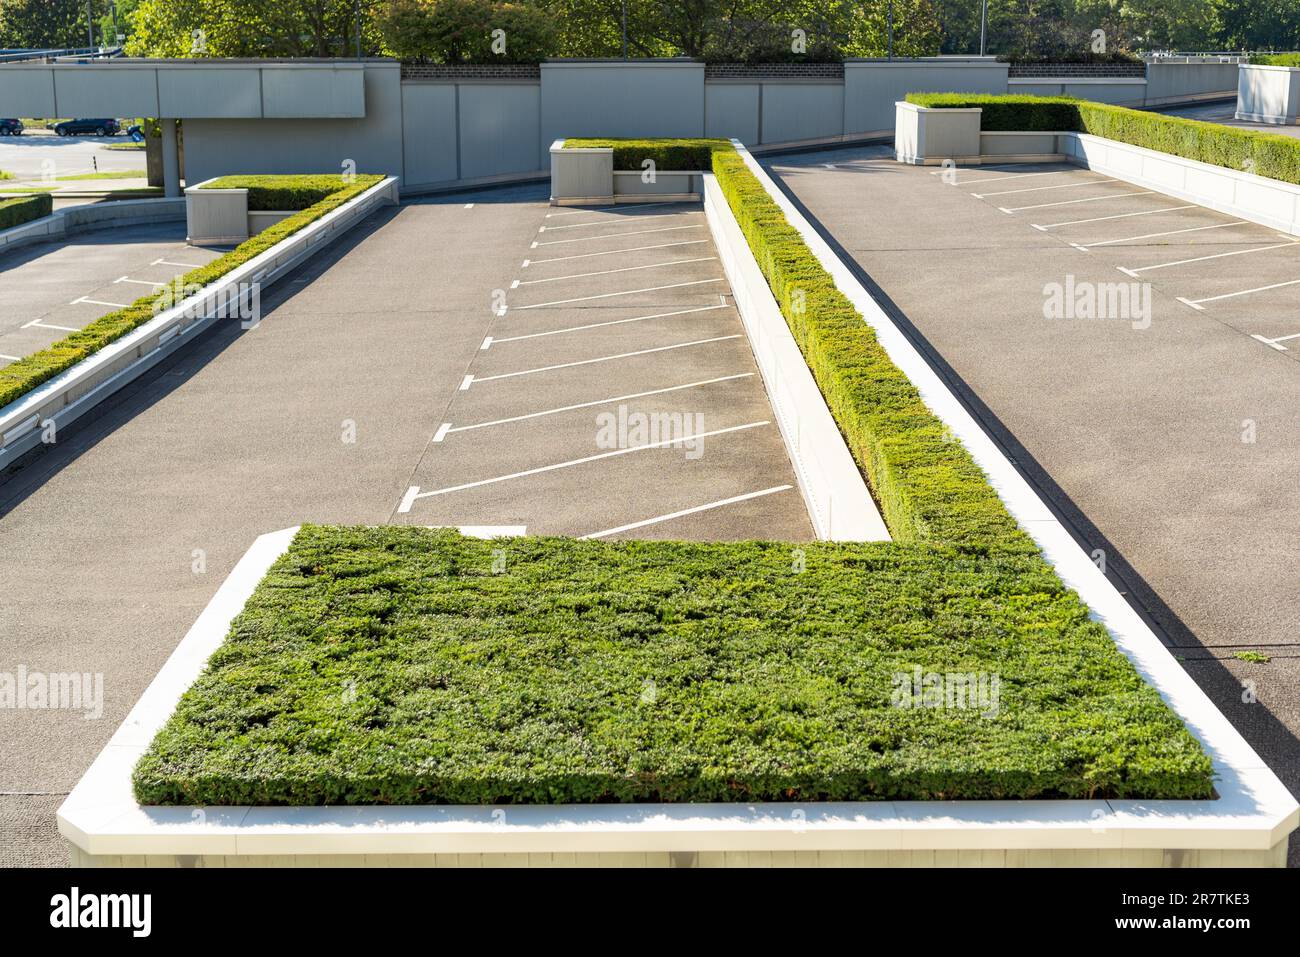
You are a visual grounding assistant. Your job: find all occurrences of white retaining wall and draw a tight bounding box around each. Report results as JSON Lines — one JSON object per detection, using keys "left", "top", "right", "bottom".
{"left": 0, "top": 197, "right": 186, "bottom": 257}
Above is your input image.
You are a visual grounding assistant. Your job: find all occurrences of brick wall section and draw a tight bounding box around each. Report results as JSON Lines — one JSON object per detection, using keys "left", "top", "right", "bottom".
{"left": 401, "top": 63, "right": 541, "bottom": 80}
{"left": 1008, "top": 62, "right": 1147, "bottom": 78}
{"left": 705, "top": 62, "right": 845, "bottom": 79}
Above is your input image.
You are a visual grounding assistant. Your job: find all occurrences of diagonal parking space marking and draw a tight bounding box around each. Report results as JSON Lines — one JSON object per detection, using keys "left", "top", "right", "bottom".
{"left": 1032, "top": 205, "right": 1198, "bottom": 230}
{"left": 465, "top": 334, "right": 741, "bottom": 386}
{"left": 580, "top": 485, "right": 795, "bottom": 539}
{"left": 545, "top": 201, "right": 678, "bottom": 218}
{"left": 21, "top": 318, "right": 80, "bottom": 332}
{"left": 485, "top": 304, "right": 728, "bottom": 347}
{"left": 69, "top": 296, "right": 129, "bottom": 308}
{"left": 1180, "top": 277, "right": 1300, "bottom": 308}
{"left": 437, "top": 372, "right": 754, "bottom": 438}
{"left": 526, "top": 239, "right": 708, "bottom": 266}
{"left": 1119, "top": 241, "right": 1300, "bottom": 276}
{"left": 539, "top": 211, "right": 691, "bottom": 231}
{"left": 515, "top": 256, "right": 717, "bottom": 286}
{"left": 532, "top": 224, "right": 703, "bottom": 247}
{"left": 152, "top": 258, "right": 204, "bottom": 268}
{"left": 942, "top": 169, "right": 1083, "bottom": 186}
{"left": 399, "top": 420, "right": 771, "bottom": 508}
{"left": 1000, "top": 190, "right": 1150, "bottom": 213}
{"left": 973, "top": 178, "right": 1118, "bottom": 198}
{"left": 1252, "top": 332, "right": 1300, "bottom": 351}
{"left": 518, "top": 277, "right": 723, "bottom": 309}
{"left": 115, "top": 276, "right": 166, "bottom": 286}
{"left": 1074, "top": 221, "right": 1248, "bottom": 249}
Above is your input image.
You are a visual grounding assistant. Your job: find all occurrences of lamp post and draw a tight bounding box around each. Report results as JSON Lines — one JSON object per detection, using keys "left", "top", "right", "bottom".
{"left": 621, "top": 0, "right": 628, "bottom": 59}
{"left": 979, "top": 0, "right": 988, "bottom": 56}
{"left": 87, "top": 0, "right": 94, "bottom": 49}
{"left": 888, "top": 0, "right": 894, "bottom": 60}
{"left": 355, "top": 0, "right": 362, "bottom": 57}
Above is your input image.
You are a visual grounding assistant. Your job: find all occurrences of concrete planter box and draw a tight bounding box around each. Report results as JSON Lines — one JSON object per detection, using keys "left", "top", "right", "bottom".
{"left": 1236, "top": 63, "right": 1300, "bottom": 125}
{"left": 550, "top": 139, "right": 702, "bottom": 204}
{"left": 185, "top": 178, "right": 308, "bottom": 246}
{"left": 979, "top": 130, "right": 1068, "bottom": 162}
{"left": 894, "top": 101, "right": 981, "bottom": 165}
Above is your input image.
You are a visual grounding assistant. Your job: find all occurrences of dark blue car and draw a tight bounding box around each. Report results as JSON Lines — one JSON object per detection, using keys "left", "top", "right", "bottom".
{"left": 0, "top": 118, "right": 22, "bottom": 135}
{"left": 53, "top": 118, "right": 120, "bottom": 137}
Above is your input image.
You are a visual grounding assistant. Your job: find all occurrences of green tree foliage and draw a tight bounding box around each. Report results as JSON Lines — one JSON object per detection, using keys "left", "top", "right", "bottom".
{"left": 0, "top": 0, "right": 88, "bottom": 49}
{"left": 127, "top": 0, "right": 384, "bottom": 58}
{"left": 377, "top": 0, "right": 557, "bottom": 62}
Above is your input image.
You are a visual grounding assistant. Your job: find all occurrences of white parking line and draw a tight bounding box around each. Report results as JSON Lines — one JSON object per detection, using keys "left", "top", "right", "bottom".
{"left": 532, "top": 224, "right": 703, "bottom": 247}
{"left": 519, "top": 277, "right": 723, "bottom": 309}
{"left": 546, "top": 201, "right": 678, "bottom": 219}
{"left": 1001, "top": 190, "right": 1149, "bottom": 213}
{"left": 0, "top": 353, "right": 21, "bottom": 361}
{"left": 973, "top": 178, "right": 1117, "bottom": 198}
{"left": 527, "top": 239, "right": 708, "bottom": 266}
{"left": 516, "top": 256, "right": 716, "bottom": 286}
{"left": 1031, "top": 205, "right": 1198, "bottom": 230}
{"left": 580, "top": 485, "right": 795, "bottom": 539}
{"left": 467, "top": 335, "right": 741, "bottom": 385}
{"left": 399, "top": 420, "right": 770, "bottom": 508}
{"left": 540, "top": 212, "right": 688, "bottom": 232}
{"left": 151, "top": 258, "right": 204, "bottom": 268}
{"left": 945, "top": 169, "right": 1080, "bottom": 186}
{"left": 115, "top": 276, "right": 165, "bottom": 286}
{"left": 1118, "top": 241, "right": 1299, "bottom": 276}
{"left": 1180, "top": 277, "right": 1300, "bottom": 307}
{"left": 21, "top": 318, "right": 80, "bottom": 331}
{"left": 70, "top": 296, "right": 129, "bottom": 308}
{"left": 486, "top": 304, "right": 727, "bottom": 347}
{"left": 1077, "top": 221, "right": 1248, "bottom": 249}
{"left": 1251, "top": 332, "right": 1300, "bottom": 351}
{"left": 437, "top": 373, "right": 754, "bottom": 438}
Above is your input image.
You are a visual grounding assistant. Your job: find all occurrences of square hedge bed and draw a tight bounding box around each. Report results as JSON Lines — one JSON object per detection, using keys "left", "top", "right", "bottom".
{"left": 133, "top": 525, "right": 1213, "bottom": 806}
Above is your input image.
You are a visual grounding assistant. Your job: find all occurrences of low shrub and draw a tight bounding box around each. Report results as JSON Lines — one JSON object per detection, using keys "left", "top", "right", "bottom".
{"left": 132, "top": 526, "right": 1215, "bottom": 805}
{"left": 907, "top": 93, "right": 1300, "bottom": 185}
{"left": 565, "top": 138, "right": 731, "bottom": 172}
{"left": 200, "top": 174, "right": 369, "bottom": 211}
{"left": 1250, "top": 53, "right": 1300, "bottom": 67}
{"left": 0, "top": 175, "right": 383, "bottom": 410}
{"left": 0, "top": 193, "right": 53, "bottom": 230}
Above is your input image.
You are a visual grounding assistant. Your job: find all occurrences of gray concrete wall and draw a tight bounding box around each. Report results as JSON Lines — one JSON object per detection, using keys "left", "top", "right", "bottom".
{"left": 844, "top": 58, "right": 1009, "bottom": 135}
{"left": 1147, "top": 60, "right": 1239, "bottom": 105}
{"left": 183, "top": 63, "right": 403, "bottom": 186}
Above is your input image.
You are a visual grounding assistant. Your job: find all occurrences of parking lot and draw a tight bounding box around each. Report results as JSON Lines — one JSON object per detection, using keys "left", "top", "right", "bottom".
{"left": 0, "top": 129, "right": 144, "bottom": 182}
{"left": 953, "top": 162, "right": 1300, "bottom": 353}
{"left": 396, "top": 201, "right": 812, "bottom": 540}
{"left": 0, "top": 224, "right": 223, "bottom": 367}
{"left": 770, "top": 146, "right": 1300, "bottom": 863}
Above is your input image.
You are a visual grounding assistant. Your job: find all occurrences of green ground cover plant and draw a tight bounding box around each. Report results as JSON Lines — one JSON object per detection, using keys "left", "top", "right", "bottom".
{"left": 133, "top": 526, "right": 1214, "bottom": 805}
{"left": 0, "top": 174, "right": 382, "bottom": 410}
{"left": 1250, "top": 53, "right": 1300, "bottom": 67}
{"left": 907, "top": 93, "right": 1300, "bottom": 186}
{"left": 0, "top": 193, "right": 51, "bottom": 229}
{"left": 132, "top": 142, "right": 1215, "bottom": 806}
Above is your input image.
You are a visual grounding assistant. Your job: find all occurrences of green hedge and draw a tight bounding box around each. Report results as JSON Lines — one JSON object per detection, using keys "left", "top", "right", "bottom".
{"left": 132, "top": 526, "right": 1214, "bottom": 805}
{"left": 0, "top": 175, "right": 383, "bottom": 410}
{"left": 201, "top": 174, "right": 368, "bottom": 211}
{"left": 907, "top": 93, "right": 1300, "bottom": 186}
{"left": 565, "top": 138, "right": 730, "bottom": 171}
{"left": 0, "top": 194, "right": 53, "bottom": 230}
{"left": 1250, "top": 53, "right": 1300, "bottom": 67}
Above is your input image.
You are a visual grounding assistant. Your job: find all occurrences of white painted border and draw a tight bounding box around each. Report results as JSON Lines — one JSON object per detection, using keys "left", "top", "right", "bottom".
{"left": 57, "top": 145, "right": 1298, "bottom": 861}
{"left": 0, "top": 176, "right": 399, "bottom": 469}
{"left": 702, "top": 171, "right": 887, "bottom": 542}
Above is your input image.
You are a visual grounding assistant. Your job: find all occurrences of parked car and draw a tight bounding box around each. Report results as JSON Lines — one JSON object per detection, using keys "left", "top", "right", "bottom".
{"left": 126, "top": 123, "right": 144, "bottom": 142}
{"left": 53, "top": 118, "right": 120, "bottom": 137}
{"left": 0, "top": 118, "right": 23, "bottom": 135}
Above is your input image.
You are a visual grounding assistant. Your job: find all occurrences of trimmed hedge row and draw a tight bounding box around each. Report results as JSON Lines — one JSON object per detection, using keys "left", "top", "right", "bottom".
{"left": 0, "top": 175, "right": 383, "bottom": 410}
{"left": 201, "top": 174, "right": 366, "bottom": 211}
{"left": 1250, "top": 53, "right": 1300, "bottom": 67}
{"left": 565, "top": 138, "right": 728, "bottom": 171}
{"left": 132, "top": 526, "right": 1215, "bottom": 805}
{"left": 908, "top": 93, "right": 1300, "bottom": 186}
{"left": 0, "top": 193, "right": 53, "bottom": 231}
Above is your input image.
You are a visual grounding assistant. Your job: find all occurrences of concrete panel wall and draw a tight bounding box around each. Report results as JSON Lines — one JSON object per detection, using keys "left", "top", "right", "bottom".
{"left": 158, "top": 67, "right": 262, "bottom": 118}
{"left": 184, "top": 64, "right": 403, "bottom": 186}
{"left": 1147, "top": 60, "right": 1239, "bottom": 104}
{"left": 458, "top": 83, "right": 542, "bottom": 179}
{"left": 844, "top": 58, "right": 1008, "bottom": 135}
{"left": 400, "top": 83, "right": 458, "bottom": 187}
{"left": 541, "top": 61, "right": 705, "bottom": 164}
{"left": 52, "top": 65, "right": 160, "bottom": 116}
{"left": 0, "top": 66, "right": 56, "bottom": 115}
{"left": 705, "top": 83, "right": 759, "bottom": 143}
{"left": 261, "top": 65, "right": 366, "bottom": 118}
{"left": 1008, "top": 78, "right": 1147, "bottom": 105}
{"left": 760, "top": 82, "right": 844, "bottom": 144}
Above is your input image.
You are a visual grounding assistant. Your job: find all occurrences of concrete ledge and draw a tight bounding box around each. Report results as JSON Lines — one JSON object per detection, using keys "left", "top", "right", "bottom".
{"left": 0, "top": 197, "right": 186, "bottom": 258}
{"left": 1236, "top": 63, "right": 1300, "bottom": 126}
{"left": 894, "top": 101, "right": 982, "bottom": 166}
{"left": 1062, "top": 131, "right": 1300, "bottom": 237}
{"left": 185, "top": 179, "right": 249, "bottom": 245}
{"left": 703, "top": 165, "right": 887, "bottom": 542}
{"left": 0, "top": 176, "right": 399, "bottom": 471}
{"left": 550, "top": 140, "right": 614, "bottom": 205}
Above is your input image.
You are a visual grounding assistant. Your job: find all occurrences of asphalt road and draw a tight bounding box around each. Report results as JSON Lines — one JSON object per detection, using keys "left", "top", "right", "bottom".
{"left": 0, "top": 184, "right": 810, "bottom": 865}
{"left": 0, "top": 129, "right": 143, "bottom": 181}
{"left": 768, "top": 145, "right": 1300, "bottom": 865}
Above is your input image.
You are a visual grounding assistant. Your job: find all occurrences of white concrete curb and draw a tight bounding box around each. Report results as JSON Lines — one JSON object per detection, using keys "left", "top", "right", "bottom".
{"left": 0, "top": 197, "right": 186, "bottom": 257}
{"left": 702, "top": 170, "right": 888, "bottom": 541}
{"left": 0, "top": 176, "right": 399, "bottom": 470}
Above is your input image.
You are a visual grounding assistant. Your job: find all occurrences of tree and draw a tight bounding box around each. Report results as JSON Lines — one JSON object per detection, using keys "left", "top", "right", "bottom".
{"left": 0, "top": 0, "right": 88, "bottom": 49}
{"left": 128, "top": 0, "right": 384, "bottom": 58}
{"left": 377, "top": 0, "right": 557, "bottom": 62}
